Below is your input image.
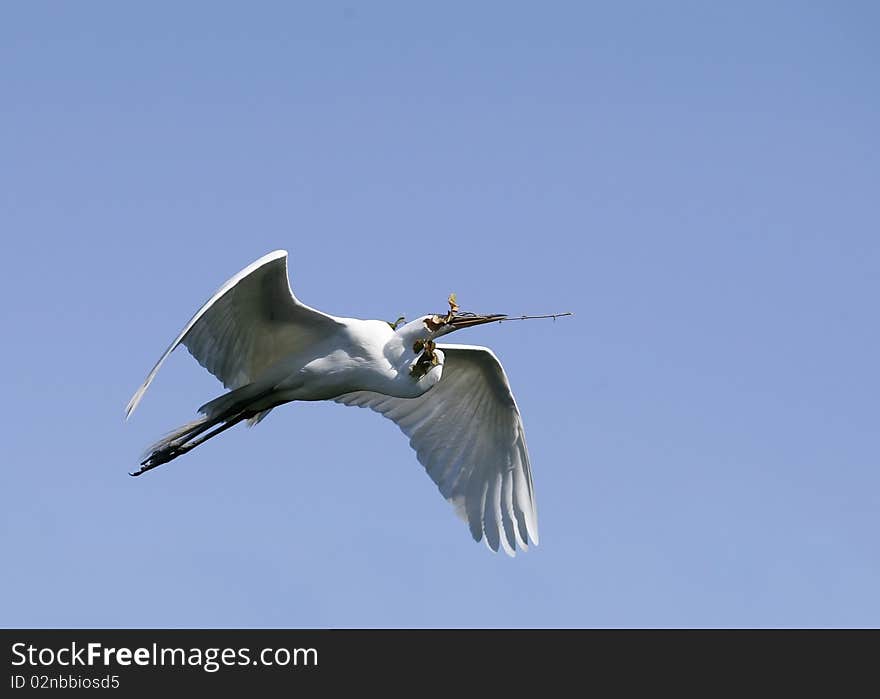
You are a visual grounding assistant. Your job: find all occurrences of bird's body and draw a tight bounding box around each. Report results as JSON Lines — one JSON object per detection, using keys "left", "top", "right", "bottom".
{"left": 253, "top": 317, "right": 445, "bottom": 402}
{"left": 127, "top": 250, "right": 540, "bottom": 555}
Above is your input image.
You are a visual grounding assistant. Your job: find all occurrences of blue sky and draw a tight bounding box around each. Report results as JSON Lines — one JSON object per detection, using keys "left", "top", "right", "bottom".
{"left": 2, "top": 2, "right": 878, "bottom": 627}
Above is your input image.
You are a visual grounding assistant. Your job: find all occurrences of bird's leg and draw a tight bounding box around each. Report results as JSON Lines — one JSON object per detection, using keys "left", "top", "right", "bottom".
{"left": 161, "top": 417, "right": 219, "bottom": 453}
{"left": 130, "top": 411, "right": 254, "bottom": 477}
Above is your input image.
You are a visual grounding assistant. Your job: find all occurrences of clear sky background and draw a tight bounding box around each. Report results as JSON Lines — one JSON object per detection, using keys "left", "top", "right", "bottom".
{"left": 2, "top": 2, "right": 878, "bottom": 628}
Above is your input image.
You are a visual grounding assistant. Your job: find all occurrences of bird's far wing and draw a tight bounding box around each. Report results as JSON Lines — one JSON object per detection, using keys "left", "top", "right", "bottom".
{"left": 126, "top": 250, "right": 342, "bottom": 419}
{"left": 335, "top": 344, "right": 538, "bottom": 555}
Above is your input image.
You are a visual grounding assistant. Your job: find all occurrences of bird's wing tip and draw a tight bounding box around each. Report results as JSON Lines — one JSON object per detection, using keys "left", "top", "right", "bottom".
{"left": 246, "top": 250, "right": 289, "bottom": 270}
{"left": 124, "top": 385, "right": 147, "bottom": 421}
{"left": 484, "top": 537, "right": 517, "bottom": 557}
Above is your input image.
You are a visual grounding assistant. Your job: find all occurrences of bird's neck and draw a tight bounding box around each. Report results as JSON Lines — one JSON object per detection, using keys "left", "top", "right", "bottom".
{"left": 383, "top": 331, "right": 444, "bottom": 398}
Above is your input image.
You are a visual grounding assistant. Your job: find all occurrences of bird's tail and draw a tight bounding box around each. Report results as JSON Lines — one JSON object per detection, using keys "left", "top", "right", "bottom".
{"left": 197, "top": 382, "right": 276, "bottom": 420}
{"left": 198, "top": 382, "right": 281, "bottom": 427}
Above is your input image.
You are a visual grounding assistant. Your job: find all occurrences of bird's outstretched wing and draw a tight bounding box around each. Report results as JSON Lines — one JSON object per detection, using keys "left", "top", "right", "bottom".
{"left": 335, "top": 344, "right": 538, "bottom": 555}
{"left": 126, "top": 250, "right": 341, "bottom": 419}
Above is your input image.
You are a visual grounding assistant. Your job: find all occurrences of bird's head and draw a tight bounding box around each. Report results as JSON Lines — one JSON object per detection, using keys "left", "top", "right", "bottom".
{"left": 393, "top": 295, "right": 505, "bottom": 381}
{"left": 409, "top": 310, "right": 507, "bottom": 338}
{"left": 395, "top": 293, "right": 505, "bottom": 342}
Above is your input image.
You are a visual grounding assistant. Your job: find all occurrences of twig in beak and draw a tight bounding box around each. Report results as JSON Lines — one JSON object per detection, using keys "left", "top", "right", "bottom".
{"left": 495, "top": 312, "right": 574, "bottom": 322}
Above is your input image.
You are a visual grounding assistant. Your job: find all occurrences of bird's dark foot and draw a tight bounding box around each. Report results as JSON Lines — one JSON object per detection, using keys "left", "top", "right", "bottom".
{"left": 129, "top": 444, "right": 183, "bottom": 477}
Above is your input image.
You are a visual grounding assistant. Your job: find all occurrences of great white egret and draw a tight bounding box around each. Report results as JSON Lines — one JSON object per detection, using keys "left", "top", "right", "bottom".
{"left": 126, "top": 250, "right": 563, "bottom": 555}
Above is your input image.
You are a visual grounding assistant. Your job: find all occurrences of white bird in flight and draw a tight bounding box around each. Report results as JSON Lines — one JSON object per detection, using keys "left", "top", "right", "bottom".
{"left": 127, "top": 250, "right": 562, "bottom": 555}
